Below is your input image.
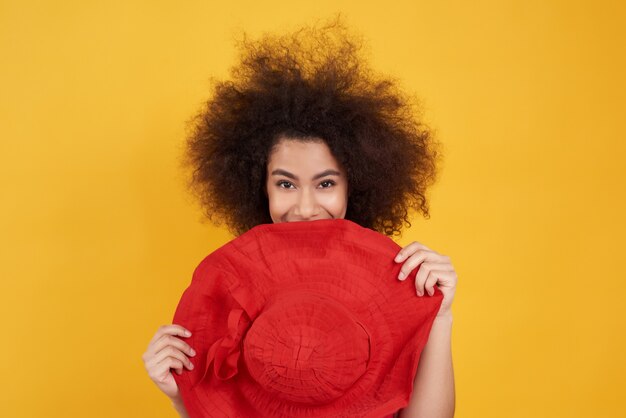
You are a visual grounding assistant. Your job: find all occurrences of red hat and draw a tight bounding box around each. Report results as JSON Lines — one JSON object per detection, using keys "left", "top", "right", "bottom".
{"left": 172, "top": 218, "right": 443, "bottom": 418}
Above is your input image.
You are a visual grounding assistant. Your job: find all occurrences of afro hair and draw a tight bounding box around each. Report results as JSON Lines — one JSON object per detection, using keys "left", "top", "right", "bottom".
{"left": 179, "top": 15, "right": 442, "bottom": 237}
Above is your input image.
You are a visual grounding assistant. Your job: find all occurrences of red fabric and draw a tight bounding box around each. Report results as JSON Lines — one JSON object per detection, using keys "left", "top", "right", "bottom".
{"left": 172, "top": 218, "right": 442, "bottom": 417}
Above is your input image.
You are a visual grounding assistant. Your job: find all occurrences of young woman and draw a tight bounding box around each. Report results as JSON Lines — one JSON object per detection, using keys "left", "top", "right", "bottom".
{"left": 142, "top": 19, "right": 457, "bottom": 418}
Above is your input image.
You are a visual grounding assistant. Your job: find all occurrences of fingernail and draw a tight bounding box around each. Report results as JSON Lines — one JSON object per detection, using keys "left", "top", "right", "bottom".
{"left": 189, "top": 363, "right": 194, "bottom": 370}
{"left": 417, "top": 290, "right": 423, "bottom": 296}
{"left": 398, "top": 272, "right": 406, "bottom": 280}
{"left": 185, "top": 330, "right": 191, "bottom": 336}
{"left": 395, "top": 255, "right": 402, "bottom": 262}
{"left": 190, "top": 349, "right": 196, "bottom": 356}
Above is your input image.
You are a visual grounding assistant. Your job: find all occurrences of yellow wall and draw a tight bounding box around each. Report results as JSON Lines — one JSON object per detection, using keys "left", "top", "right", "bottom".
{"left": 1, "top": 1, "right": 624, "bottom": 417}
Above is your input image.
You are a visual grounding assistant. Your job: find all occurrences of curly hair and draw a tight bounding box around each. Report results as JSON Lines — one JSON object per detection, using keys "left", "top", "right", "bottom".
{"left": 179, "top": 16, "right": 442, "bottom": 238}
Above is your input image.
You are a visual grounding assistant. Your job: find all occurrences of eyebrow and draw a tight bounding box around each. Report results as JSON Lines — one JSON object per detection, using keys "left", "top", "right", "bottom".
{"left": 270, "top": 169, "right": 341, "bottom": 181}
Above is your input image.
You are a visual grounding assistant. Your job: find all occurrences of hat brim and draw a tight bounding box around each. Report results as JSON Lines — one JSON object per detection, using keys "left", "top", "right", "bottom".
{"left": 172, "top": 218, "right": 443, "bottom": 417}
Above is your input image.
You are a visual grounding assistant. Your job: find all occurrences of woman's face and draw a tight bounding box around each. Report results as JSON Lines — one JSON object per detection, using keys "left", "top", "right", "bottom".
{"left": 265, "top": 138, "right": 349, "bottom": 223}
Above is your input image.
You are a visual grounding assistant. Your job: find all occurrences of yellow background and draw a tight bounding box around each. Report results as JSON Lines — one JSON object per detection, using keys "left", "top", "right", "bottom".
{"left": 1, "top": 1, "right": 624, "bottom": 417}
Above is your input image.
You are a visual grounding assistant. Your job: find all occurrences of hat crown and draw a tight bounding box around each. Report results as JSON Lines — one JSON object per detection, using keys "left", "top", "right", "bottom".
{"left": 243, "top": 289, "right": 371, "bottom": 404}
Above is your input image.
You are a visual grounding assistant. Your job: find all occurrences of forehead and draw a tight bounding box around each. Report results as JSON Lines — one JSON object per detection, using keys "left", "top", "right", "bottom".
{"left": 267, "top": 139, "right": 341, "bottom": 169}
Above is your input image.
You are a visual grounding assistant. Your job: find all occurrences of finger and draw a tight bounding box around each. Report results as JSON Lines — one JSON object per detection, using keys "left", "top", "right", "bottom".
{"left": 398, "top": 251, "right": 447, "bottom": 281}
{"left": 424, "top": 272, "right": 440, "bottom": 296}
{"left": 149, "top": 346, "right": 195, "bottom": 371}
{"left": 394, "top": 242, "right": 434, "bottom": 263}
{"left": 414, "top": 262, "right": 431, "bottom": 295}
{"left": 148, "top": 324, "right": 192, "bottom": 347}
{"left": 423, "top": 270, "right": 458, "bottom": 297}
{"left": 152, "top": 345, "right": 194, "bottom": 370}
{"left": 398, "top": 251, "right": 428, "bottom": 280}
{"left": 414, "top": 262, "right": 450, "bottom": 295}
{"left": 150, "top": 357, "right": 185, "bottom": 382}
{"left": 151, "top": 334, "right": 197, "bottom": 359}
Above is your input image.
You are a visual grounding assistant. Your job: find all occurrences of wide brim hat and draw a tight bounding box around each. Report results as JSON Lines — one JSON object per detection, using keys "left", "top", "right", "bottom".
{"left": 172, "top": 218, "right": 443, "bottom": 417}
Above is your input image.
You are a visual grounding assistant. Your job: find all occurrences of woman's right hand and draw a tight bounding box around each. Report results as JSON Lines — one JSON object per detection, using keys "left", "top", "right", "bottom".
{"left": 142, "top": 324, "right": 197, "bottom": 399}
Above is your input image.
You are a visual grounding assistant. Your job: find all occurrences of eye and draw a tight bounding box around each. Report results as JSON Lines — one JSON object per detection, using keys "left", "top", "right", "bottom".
{"left": 319, "top": 180, "right": 336, "bottom": 188}
{"left": 276, "top": 180, "right": 294, "bottom": 189}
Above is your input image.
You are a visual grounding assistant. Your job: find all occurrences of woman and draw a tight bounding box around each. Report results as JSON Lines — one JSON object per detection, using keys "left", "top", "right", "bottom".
{"left": 142, "top": 18, "right": 457, "bottom": 418}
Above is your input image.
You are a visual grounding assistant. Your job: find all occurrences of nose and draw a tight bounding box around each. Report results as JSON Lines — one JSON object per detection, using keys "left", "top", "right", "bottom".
{"left": 293, "top": 188, "right": 320, "bottom": 219}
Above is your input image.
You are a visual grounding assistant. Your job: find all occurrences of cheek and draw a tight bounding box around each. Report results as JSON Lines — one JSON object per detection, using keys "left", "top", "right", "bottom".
{"left": 323, "top": 189, "right": 348, "bottom": 212}
{"left": 267, "top": 189, "right": 290, "bottom": 214}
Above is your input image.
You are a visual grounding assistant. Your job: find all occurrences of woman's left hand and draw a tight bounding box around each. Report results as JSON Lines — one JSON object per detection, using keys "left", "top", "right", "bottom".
{"left": 394, "top": 242, "right": 457, "bottom": 318}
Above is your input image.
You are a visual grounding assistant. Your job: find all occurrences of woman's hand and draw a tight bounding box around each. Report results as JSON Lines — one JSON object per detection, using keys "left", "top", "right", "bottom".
{"left": 142, "top": 324, "right": 197, "bottom": 399}
{"left": 394, "top": 242, "right": 457, "bottom": 318}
